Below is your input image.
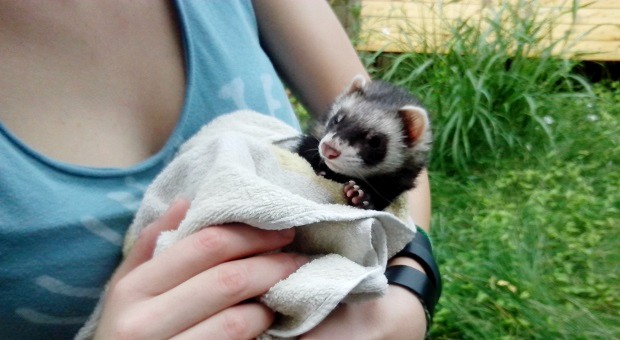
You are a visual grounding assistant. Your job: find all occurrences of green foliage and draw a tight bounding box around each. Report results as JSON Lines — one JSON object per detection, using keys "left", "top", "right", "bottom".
{"left": 329, "top": 0, "right": 362, "bottom": 43}
{"left": 289, "top": 92, "right": 312, "bottom": 132}
{"left": 362, "top": 0, "right": 594, "bottom": 173}
{"left": 428, "top": 82, "right": 619, "bottom": 339}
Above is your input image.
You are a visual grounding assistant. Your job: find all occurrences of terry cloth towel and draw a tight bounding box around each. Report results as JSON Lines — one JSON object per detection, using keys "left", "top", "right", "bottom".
{"left": 126, "top": 110, "right": 416, "bottom": 338}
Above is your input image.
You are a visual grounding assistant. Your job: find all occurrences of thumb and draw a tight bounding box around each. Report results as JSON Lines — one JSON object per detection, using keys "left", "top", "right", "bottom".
{"left": 111, "top": 198, "right": 190, "bottom": 283}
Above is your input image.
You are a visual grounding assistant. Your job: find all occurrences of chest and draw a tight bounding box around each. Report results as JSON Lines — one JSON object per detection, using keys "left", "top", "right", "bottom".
{"left": 0, "top": 0, "right": 185, "bottom": 168}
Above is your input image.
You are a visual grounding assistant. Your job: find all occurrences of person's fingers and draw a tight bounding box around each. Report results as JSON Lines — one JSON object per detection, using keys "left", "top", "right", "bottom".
{"left": 98, "top": 201, "right": 304, "bottom": 339}
{"left": 171, "top": 302, "right": 274, "bottom": 340}
{"left": 123, "top": 224, "right": 296, "bottom": 295}
{"left": 112, "top": 199, "right": 190, "bottom": 283}
{"left": 148, "top": 252, "right": 307, "bottom": 338}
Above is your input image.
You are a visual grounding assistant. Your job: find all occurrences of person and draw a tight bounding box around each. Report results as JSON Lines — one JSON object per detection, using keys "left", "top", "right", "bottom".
{"left": 0, "top": 1, "right": 432, "bottom": 338}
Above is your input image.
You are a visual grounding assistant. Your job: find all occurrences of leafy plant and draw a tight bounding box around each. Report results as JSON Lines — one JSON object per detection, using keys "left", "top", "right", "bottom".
{"left": 361, "top": 0, "right": 594, "bottom": 173}
{"left": 428, "top": 82, "right": 619, "bottom": 339}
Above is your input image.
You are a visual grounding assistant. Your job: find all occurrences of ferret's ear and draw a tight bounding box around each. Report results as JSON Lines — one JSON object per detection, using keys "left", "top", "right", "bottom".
{"left": 344, "top": 74, "right": 367, "bottom": 96}
{"left": 398, "top": 105, "right": 429, "bottom": 146}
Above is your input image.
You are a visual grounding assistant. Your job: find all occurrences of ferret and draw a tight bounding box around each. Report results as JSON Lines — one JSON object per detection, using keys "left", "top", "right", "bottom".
{"left": 296, "top": 75, "right": 432, "bottom": 211}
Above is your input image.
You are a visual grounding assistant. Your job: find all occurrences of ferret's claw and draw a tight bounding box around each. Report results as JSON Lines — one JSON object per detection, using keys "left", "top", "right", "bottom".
{"left": 343, "top": 180, "right": 373, "bottom": 209}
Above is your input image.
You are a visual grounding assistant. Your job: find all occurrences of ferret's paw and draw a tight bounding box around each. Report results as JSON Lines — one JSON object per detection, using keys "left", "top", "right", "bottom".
{"left": 344, "top": 180, "right": 373, "bottom": 209}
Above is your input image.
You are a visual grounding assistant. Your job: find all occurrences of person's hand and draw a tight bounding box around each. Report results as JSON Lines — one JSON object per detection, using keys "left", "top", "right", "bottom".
{"left": 94, "top": 199, "right": 307, "bottom": 339}
{"left": 301, "top": 284, "right": 427, "bottom": 340}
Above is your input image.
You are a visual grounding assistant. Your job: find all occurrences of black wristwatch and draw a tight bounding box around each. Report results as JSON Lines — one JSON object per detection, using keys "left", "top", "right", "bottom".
{"left": 385, "top": 229, "right": 442, "bottom": 321}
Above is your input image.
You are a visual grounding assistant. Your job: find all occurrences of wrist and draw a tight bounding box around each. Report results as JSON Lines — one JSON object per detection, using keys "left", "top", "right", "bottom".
{"left": 385, "top": 228, "right": 442, "bottom": 333}
{"left": 388, "top": 255, "right": 427, "bottom": 274}
{"left": 391, "top": 227, "right": 442, "bottom": 297}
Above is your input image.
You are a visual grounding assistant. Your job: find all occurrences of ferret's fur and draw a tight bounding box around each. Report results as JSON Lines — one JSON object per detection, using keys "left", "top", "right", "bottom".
{"left": 296, "top": 75, "right": 432, "bottom": 210}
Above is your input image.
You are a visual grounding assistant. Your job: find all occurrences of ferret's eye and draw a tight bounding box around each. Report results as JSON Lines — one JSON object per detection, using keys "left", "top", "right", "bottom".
{"left": 334, "top": 114, "right": 344, "bottom": 124}
{"left": 367, "top": 135, "right": 382, "bottom": 148}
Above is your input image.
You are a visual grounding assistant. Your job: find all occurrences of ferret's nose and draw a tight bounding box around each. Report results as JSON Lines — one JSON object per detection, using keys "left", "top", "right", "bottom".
{"left": 320, "top": 142, "right": 341, "bottom": 159}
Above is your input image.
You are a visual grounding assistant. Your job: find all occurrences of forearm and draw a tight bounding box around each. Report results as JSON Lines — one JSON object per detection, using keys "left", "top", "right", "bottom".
{"left": 387, "top": 170, "right": 431, "bottom": 283}
{"left": 407, "top": 169, "right": 432, "bottom": 232}
{"left": 252, "top": 0, "right": 368, "bottom": 119}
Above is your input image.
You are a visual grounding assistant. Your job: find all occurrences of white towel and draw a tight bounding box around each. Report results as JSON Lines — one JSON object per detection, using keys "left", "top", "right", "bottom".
{"left": 78, "top": 110, "right": 416, "bottom": 339}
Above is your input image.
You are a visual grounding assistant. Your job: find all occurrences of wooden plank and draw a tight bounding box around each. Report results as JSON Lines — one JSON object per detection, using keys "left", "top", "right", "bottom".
{"left": 362, "top": 2, "right": 620, "bottom": 25}
{"left": 356, "top": 0, "right": 620, "bottom": 60}
{"left": 358, "top": 30, "right": 620, "bottom": 61}
{"left": 358, "top": 35, "right": 620, "bottom": 61}
{"left": 362, "top": 0, "right": 619, "bottom": 10}
{"left": 360, "top": 17, "right": 620, "bottom": 42}
{"left": 525, "top": 0, "right": 618, "bottom": 8}
{"left": 565, "top": 40, "right": 620, "bottom": 59}
{"left": 551, "top": 24, "right": 620, "bottom": 42}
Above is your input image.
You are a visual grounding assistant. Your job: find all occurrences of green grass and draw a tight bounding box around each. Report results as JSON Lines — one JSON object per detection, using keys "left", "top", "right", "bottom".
{"left": 428, "top": 83, "right": 619, "bottom": 338}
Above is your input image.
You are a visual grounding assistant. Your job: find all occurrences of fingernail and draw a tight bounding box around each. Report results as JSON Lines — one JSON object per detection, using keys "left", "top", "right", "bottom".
{"left": 173, "top": 197, "right": 191, "bottom": 207}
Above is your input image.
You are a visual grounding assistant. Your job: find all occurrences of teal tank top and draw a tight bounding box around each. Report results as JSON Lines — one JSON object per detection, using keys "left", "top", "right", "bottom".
{"left": 0, "top": 1, "right": 299, "bottom": 338}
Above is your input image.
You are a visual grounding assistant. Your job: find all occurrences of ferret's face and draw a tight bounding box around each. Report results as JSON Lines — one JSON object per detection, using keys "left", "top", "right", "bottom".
{"left": 318, "top": 105, "right": 406, "bottom": 178}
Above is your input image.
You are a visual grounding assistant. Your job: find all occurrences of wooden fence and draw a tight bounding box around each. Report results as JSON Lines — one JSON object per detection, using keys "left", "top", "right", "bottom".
{"left": 348, "top": 0, "right": 620, "bottom": 61}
